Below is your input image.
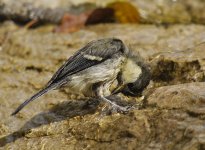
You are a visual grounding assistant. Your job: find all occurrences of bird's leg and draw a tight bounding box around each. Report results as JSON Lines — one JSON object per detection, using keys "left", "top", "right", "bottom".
{"left": 96, "top": 86, "right": 130, "bottom": 112}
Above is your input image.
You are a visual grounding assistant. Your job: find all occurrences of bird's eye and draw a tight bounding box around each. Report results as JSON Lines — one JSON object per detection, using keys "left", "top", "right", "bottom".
{"left": 122, "top": 80, "right": 145, "bottom": 97}
{"left": 127, "top": 83, "right": 134, "bottom": 88}
{"left": 121, "top": 84, "right": 139, "bottom": 97}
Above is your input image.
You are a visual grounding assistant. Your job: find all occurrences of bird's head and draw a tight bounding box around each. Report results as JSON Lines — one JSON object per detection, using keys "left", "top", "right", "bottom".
{"left": 120, "top": 53, "right": 151, "bottom": 96}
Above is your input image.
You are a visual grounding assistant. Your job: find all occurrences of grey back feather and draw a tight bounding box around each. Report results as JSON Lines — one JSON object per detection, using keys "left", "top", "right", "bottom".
{"left": 47, "top": 38, "right": 126, "bottom": 87}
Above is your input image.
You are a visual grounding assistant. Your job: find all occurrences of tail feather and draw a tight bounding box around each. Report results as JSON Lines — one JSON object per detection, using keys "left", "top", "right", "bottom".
{"left": 11, "top": 85, "right": 56, "bottom": 116}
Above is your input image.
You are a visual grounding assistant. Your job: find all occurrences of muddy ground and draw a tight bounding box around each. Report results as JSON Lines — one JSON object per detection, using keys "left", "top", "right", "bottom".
{"left": 0, "top": 0, "right": 205, "bottom": 150}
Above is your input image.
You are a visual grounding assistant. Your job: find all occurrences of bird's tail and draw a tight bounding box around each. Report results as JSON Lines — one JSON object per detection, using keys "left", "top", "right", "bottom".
{"left": 11, "top": 83, "right": 57, "bottom": 116}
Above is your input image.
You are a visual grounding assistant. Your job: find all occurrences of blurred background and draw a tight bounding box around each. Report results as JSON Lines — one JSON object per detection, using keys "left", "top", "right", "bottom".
{"left": 0, "top": 0, "right": 205, "bottom": 149}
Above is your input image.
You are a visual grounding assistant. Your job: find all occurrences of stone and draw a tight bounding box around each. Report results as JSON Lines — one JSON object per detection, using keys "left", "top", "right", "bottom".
{"left": 0, "top": 15, "right": 205, "bottom": 149}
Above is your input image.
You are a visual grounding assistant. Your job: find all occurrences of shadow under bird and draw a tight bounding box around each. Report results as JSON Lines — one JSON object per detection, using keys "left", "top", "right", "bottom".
{"left": 11, "top": 38, "right": 151, "bottom": 115}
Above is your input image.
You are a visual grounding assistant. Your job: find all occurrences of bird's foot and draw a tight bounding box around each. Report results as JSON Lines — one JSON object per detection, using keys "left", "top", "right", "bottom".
{"left": 111, "top": 104, "right": 135, "bottom": 113}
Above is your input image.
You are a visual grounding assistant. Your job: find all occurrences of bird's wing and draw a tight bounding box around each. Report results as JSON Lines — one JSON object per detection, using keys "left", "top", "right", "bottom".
{"left": 47, "top": 38, "right": 125, "bottom": 86}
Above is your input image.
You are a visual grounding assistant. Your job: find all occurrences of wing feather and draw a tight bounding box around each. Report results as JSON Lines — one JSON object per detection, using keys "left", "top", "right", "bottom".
{"left": 47, "top": 38, "right": 125, "bottom": 86}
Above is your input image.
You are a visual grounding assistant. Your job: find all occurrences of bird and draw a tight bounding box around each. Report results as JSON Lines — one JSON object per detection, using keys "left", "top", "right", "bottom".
{"left": 11, "top": 38, "right": 151, "bottom": 115}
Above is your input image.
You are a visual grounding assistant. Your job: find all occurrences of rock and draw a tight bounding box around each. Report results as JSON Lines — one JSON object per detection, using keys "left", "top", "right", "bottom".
{"left": 0, "top": 21, "right": 205, "bottom": 149}
{"left": 1, "top": 0, "right": 205, "bottom": 24}
{"left": 2, "top": 85, "right": 205, "bottom": 149}
{"left": 147, "top": 82, "right": 205, "bottom": 116}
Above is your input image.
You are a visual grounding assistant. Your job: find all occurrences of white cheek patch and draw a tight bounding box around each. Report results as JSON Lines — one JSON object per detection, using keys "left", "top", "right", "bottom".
{"left": 122, "top": 59, "right": 142, "bottom": 84}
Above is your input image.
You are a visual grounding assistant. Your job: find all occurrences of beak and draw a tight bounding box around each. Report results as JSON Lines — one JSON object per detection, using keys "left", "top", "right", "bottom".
{"left": 112, "top": 84, "right": 125, "bottom": 95}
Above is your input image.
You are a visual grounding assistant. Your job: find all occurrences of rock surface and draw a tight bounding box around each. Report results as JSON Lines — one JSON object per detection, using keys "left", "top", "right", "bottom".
{"left": 0, "top": 21, "right": 205, "bottom": 149}
{"left": 1, "top": 0, "right": 205, "bottom": 24}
